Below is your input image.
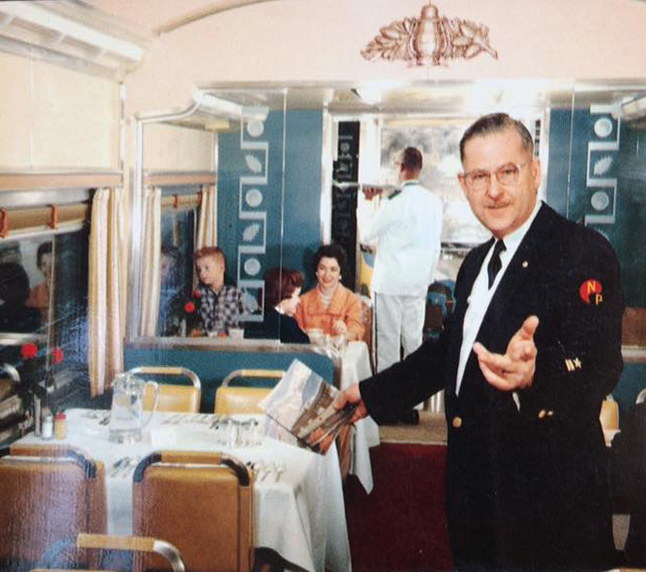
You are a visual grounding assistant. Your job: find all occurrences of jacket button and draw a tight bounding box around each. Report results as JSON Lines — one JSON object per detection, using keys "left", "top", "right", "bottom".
{"left": 538, "top": 409, "right": 546, "bottom": 419}
{"left": 452, "top": 416, "right": 462, "bottom": 428}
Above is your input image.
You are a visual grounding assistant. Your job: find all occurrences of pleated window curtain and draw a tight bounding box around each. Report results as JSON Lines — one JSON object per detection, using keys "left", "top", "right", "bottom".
{"left": 88, "top": 187, "right": 128, "bottom": 396}
{"left": 139, "top": 186, "right": 162, "bottom": 337}
{"left": 196, "top": 184, "right": 218, "bottom": 249}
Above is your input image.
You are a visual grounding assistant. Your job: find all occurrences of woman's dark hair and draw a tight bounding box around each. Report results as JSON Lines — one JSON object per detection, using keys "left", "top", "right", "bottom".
{"left": 36, "top": 242, "right": 52, "bottom": 269}
{"left": 263, "top": 267, "right": 304, "bottom": 309}
{"left": 312, "top": 244, "right": 348, "bottom": 278}
{"left": 0, "top": 262, "right": 30, "bottom": 304}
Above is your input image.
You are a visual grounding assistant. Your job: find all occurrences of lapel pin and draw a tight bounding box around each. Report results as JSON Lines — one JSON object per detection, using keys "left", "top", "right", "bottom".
{"left": 522, "top": 261, "right": 529, "bottom": 268}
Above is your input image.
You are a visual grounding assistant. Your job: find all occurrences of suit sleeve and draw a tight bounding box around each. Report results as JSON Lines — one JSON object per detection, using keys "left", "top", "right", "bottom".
{"left": 520, "top": 230, "right": 624, "bottom": 426}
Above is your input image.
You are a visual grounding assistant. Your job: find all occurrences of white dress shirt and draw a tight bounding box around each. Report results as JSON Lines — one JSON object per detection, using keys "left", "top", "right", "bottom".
{"left": 455, "top": 201, "right": 542, "bottom": 395}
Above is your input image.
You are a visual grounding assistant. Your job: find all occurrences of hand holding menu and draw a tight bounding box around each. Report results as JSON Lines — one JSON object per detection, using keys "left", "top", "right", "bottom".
{"left": 259, "top": 360, "right": 356, "bottom": 454}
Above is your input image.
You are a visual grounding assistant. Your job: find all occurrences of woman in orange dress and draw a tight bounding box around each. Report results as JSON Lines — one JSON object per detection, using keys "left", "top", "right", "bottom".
{"left": 295, "top": 244, "right": 364, "bottom": 341}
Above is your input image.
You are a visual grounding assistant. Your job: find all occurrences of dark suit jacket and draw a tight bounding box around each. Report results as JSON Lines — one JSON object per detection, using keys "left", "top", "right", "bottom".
{"left": 360, "top": 203, "right": 624, "bottom": 571}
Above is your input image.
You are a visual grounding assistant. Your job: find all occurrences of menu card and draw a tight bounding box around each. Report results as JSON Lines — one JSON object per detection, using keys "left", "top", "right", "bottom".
{"left": 259, "top": 360, "right": 356, "bottom": 454}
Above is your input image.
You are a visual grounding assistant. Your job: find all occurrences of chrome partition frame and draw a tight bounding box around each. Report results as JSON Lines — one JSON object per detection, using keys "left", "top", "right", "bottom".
{"left": 128, "top": 97, "right": 204, "bottom": 342}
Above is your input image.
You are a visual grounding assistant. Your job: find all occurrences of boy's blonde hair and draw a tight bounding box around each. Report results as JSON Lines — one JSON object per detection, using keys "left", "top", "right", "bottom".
{"left": 194, "top": 246, "right": 225, "bottom": 266}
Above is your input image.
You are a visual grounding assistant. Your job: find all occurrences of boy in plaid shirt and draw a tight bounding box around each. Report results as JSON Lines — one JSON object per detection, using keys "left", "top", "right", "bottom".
{"left": 192, "top": 247, "right": 247, "bottom": 336}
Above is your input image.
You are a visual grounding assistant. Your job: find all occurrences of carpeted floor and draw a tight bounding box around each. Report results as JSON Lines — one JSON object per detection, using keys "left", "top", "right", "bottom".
{"left": 344, "top": 434, "right": 452, "bottom": 572}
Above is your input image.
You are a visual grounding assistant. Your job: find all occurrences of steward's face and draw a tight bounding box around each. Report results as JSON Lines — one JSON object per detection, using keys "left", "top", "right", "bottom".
{"left": 458, "top": 128, "right": 541, "bottom": 239}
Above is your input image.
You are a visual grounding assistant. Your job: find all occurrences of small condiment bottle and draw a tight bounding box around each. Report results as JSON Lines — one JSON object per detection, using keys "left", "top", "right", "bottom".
{"left": 54, "top": 411, "right": 68, "bottom": 440}
{"left": 41, "top": 408, "right": 54, "bottom": 440}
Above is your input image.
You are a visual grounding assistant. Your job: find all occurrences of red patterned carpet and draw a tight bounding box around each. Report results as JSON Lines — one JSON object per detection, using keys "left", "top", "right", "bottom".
{"left": 344, "top": 442, "right": 452, "bottom": 572}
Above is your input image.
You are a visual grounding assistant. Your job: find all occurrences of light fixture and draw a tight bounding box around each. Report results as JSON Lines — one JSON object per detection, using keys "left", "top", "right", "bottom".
{"left": 0, "top": 1, "right": 148, "bottom": 78}
{"left": 197, "top": 91, "right": 269, "bottom": 122}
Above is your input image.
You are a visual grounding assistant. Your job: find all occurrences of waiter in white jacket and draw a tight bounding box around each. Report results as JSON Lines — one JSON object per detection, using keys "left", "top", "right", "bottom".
{"left": 359, "top": 147, "right": 443, "bottom": 420}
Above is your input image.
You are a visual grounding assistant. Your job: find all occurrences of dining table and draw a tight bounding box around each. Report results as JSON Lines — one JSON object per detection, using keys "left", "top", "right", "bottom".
{"left": 17, "top": 408, "right": 352, "bottom": 572}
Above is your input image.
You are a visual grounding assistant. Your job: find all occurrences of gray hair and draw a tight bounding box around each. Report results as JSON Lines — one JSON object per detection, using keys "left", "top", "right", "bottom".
{"left": 460, "top": 113, "right": 534, "bottom": 162}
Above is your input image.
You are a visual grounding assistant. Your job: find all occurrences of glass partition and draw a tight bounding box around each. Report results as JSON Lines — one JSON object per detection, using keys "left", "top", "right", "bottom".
{"left": 130, "top": 81, "right": 646, "bottom": 350}
{"left": 131, "top": 89, "right": 288, "bottom": 341}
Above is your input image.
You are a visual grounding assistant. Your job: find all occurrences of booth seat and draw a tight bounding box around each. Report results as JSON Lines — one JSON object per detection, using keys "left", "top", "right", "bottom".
{"left": 124, "top": 337, "right": 339, "bottom": 413}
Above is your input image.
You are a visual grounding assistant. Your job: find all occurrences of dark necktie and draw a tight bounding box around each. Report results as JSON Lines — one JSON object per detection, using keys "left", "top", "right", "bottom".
{"left": 487, "top": 239, "right": 506, "bottom": 289}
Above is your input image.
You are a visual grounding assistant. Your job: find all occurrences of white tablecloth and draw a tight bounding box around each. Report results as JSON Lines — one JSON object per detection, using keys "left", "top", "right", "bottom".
{"left": 340, "top": 341, "right": 380, "bottom": 493}
{"left": 18, "top": 409, "right": 351, "bottom": 572}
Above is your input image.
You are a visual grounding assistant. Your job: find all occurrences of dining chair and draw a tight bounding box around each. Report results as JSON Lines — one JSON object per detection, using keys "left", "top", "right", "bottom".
{"left": 0, "top": 444, "right": 107, "bottom": 571}
{"left": 30, "top": 532, "right": 185, "bottom": 572}
{"left": 126, "top": 366, "right": 202, "bottom": 413}
{"left": 215, "top": 369, "right": 283, "bottom": 415}
{"left": 132, "top": 450, "right": 253, "bottom": 572}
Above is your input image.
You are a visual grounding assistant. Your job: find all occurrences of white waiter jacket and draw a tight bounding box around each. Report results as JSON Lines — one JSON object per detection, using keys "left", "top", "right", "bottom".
{"left": 359, "top": 180, "right": 443, "bottom": 297}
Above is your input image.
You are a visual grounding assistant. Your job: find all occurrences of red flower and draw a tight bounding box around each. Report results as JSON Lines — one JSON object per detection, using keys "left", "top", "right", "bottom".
{"left": 51, "top": 347, "right": 64, "bottom": 365}
{"left": 21, "top": 343, "right": 38, "bottom": 360}
{"left": 193, "top": 290, "right": 202, "bottom": 299}
{"left": 185, "top": 301, "right": 196, "bottom": 313}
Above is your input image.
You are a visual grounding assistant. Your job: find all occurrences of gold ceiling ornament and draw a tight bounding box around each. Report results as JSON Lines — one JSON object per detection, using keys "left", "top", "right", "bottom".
{"left": 361, "top": 2, "right": 498, "bottom": 67}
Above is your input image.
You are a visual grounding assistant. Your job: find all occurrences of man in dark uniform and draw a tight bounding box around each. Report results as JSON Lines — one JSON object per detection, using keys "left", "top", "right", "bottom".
{"left": 338, "top": 113, "right": 623, "bottom": 571}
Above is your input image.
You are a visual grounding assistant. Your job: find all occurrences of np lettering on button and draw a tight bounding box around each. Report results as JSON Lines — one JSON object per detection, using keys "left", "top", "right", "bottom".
{"left": 452, "top": 416, "right": 462, "bottom": 428}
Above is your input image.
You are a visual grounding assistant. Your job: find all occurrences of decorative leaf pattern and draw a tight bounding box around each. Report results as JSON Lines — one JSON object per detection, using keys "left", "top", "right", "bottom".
{"left": 245, "top": 154, "right": 263, "bottom": 174}
{"left": 593, "top": 156, "right": 613, "bottom": 176}
{"left": 243, "top": 223, "right": 260, "bottom": 242}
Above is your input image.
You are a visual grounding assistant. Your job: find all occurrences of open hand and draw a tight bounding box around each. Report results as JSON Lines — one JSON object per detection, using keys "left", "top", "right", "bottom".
{"left": 473, "top": 315, "right": 539, "bottom": 391}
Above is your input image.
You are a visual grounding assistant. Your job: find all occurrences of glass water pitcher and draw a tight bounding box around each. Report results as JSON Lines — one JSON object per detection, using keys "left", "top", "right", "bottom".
{"left": 109, "top": 372, "right": 159, "bottom": 443}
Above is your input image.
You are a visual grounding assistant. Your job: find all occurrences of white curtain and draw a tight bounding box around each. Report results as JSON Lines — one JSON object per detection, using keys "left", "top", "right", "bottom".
{"left": 196, "top": 184, "right": 218, "bottom": 249}
{"left": 138, "top": 186, "right": 162, "bottom": 337}
{"left": 88, "top": 187, "right": 127, "bottom": 396}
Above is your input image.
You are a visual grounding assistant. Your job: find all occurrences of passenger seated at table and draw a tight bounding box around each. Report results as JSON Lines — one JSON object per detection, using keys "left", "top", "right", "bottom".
{"left": 0, "top": 262, "right": 41, "bottom": 333}
{"left": 190, "top": 246, "right": 246, "bottom": 337}
{"left": 158, "top": 246, "right": 185, "bottom": 336}
{"left": 26, "top": 241, "right": 52, "bottom": 323}
{"left": 246, "top": 267, "right": 310, "bottom": 344}
{"left": 295, "top": 244, "right": 364, "bottom": 341}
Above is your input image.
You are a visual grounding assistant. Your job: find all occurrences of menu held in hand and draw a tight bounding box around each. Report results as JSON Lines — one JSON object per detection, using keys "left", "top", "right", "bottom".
{"left": 259, "top": 360, "right": 356, "bottom": 454}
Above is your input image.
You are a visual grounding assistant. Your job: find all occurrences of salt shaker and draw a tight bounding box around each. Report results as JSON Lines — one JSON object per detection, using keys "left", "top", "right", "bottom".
{"left": 41, "top": 408, "right": 54, "bottom": 440}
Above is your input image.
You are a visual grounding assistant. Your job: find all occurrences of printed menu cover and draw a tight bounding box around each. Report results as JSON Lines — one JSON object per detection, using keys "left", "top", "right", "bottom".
{"left": 259, "top": 359, "right": 356, "bottom": 454}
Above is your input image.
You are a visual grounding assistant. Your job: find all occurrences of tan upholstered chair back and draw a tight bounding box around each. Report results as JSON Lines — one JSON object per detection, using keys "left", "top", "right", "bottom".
{"left": 127, "top": 366, "right": 202, "bottom": 413}
{"left": 0, "top": 444, "right": 106, "bottom": 567}
{"left": 215, "top": 387, "right": 271, "bottom": 415}
{"left": 215, "top": 369, "right": 283, "bottom": 415}
{"left": 133, "top": 450, "right": 253, "bottom": 572}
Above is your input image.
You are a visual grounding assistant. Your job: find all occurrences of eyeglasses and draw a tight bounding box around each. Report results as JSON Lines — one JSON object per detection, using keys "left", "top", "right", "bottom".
{"left": 461, "top": 162, "right": 528, "bottom": 192}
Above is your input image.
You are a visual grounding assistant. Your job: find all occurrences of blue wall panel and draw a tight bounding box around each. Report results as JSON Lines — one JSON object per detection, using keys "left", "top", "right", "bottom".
{"left": 217, "top": 110, "right": 323, "bottom": 296}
